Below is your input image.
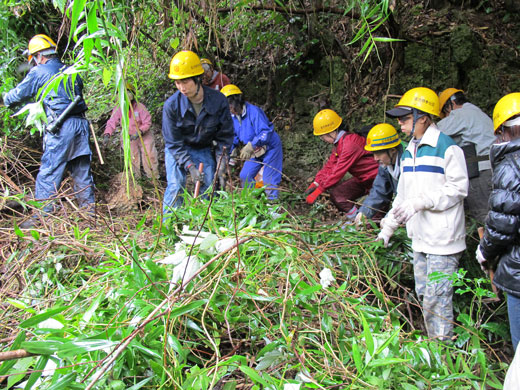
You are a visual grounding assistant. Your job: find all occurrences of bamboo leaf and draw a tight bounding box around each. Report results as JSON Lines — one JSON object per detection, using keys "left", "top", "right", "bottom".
{"left": 170, "top": 299, "right": 207, "bottom": 318}
{"left": 69, "top": 0, "right": 87, "bottom": 43}
{"left": 127, "top": 377, "right": 155, "bottom": 390}
{"left": 58, "top": 339, "right": 118, "bottom": 357}
{"left": 351, "top": 341, "right": 362, "bottom": 372}
{"left": 239, "top": 365, "right": 270, "bottom": 386}
{"left": 19, "top": 306, "right": 69, "bottom": 328}
{"left": 24, "top": 355, "right": 49, "bottom": 389}
{"left": 372, "top": 37, "right": 404, "bottom": 42}
{"left": 368, "top": 357, "right": 409, "bottom": 367}
{"left": 130, "top": 341, "right": 162, "bottom": 359}
{"left": 375, "top": 328, "right": 400, "bottom": 354}
{"left": 81, "top": 292, "right": 104, "bottom": 327}
{"left": 52, "top": 0, "right": 67, "bottom": 13}
{"left": 21, "top": 340, "right": 63, "bottom": 355}
{"left": 46, "top": 373, "right": 77, "bottom": 390}
{"left": 360, "top": 312, "right": 374, "bottom": 356}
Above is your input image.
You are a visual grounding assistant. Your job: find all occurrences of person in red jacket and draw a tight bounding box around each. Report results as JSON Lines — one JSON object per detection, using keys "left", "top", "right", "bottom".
{"left": 201, "top": 58, "right": 230, "bottom": 91}
{"left": 103, "top": 84, "right": 159, "bottom": 179}
{"left": 305, "top": 109, "right": 379, "bottom": 217}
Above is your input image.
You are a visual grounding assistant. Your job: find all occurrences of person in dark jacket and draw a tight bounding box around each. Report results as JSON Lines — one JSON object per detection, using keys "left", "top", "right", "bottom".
{"left": 476, "top": 92, "right": 520, "bottom": 351}
{"left": 221, "top": 84, "right": 283, "bottom": 199}
{"left": 305, "top": 109, "right": 379, "bottom": 217}
{"left": 355, "top": 123, "right": 403, "bottom": 226}
{"left": 4, "top": 34, "right": 94, "bottom": 227}
{"left": 162, "top": 50, "right": 234, "bottom": 217}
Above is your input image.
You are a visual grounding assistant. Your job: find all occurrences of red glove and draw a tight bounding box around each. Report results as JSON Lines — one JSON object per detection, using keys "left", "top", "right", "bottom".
{"left": 305, "top": 181, "right": 319, "bottom": 195}
{"left": 306, "top": 186, "right": 324, "bottom": 204}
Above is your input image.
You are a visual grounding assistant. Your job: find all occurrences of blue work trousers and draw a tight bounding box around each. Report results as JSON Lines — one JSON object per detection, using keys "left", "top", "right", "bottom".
{"left": 163, "top": 146, "right": 216, "bottom": 215}
{"left": 508, "top": 293, "right": 520, "bottom": 351}
{"left": 36, "top": 117, "right": 94, "bottom": 213}
{"left": 240, "top": 145, "right": 283, "bottom": 199}
{"left": 35, "top": 154, "right": 95, "bottom": 213}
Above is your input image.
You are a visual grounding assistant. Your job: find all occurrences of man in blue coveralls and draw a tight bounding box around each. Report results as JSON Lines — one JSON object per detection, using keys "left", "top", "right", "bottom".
{"left": 221, "top": 84, "right": 283, "bottom": 199}
{"left": 4, "top": 34, "right": 95, "bottom": 228}
{"left": 162, "top": 50, "right": 234, "bottom": 218}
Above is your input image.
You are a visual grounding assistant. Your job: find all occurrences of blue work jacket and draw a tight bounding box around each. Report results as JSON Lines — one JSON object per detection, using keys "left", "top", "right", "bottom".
{"left": 162, "top": 86, "right": 234, "bottom": 170}
{"left": 358, "top": 148, "right": 402, "bottom": 219}
{"left": 5, "top": 58, "right": 91, "bottom": 161}
{"left": 5, "top": 58, "right": 87, "bottom": 119}
{"left": 231, "top": 102, "right": 282, "bottom": 151}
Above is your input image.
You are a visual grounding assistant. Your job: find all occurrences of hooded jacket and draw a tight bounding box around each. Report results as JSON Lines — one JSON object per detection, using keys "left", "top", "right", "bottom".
{"left": 480, "top": 138, "right": 520, "bottom": 298}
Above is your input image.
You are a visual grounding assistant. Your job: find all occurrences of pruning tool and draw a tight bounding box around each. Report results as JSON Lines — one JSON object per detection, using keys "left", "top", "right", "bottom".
{"left": 193, "top": 162, "right": 204, "bottom": 198}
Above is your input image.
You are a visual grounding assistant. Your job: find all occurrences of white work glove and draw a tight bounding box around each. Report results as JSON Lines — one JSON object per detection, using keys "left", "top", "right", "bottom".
{"left": 393, "top": 196, "right": 433, "bottom": 224}
{"left": 476, "top": 245, "right": 489, "bottom": 274}
{"left": 376, "top": 212, "right": 400, "bottom": 248}
{"left": 354, "top": 212, "right": 366, "bottom": 228}
{"left": 377, "top": 230, "right": 392, "bottom": 248}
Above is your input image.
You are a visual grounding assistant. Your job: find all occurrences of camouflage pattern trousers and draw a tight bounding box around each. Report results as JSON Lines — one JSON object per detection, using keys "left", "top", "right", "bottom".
{"left": 413, "top": 251, "right": 462, "bottom": 341}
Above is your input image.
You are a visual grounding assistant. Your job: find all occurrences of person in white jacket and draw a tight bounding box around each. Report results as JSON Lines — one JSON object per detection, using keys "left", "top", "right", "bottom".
{"left": 378, "top": 87, "right": 469, "bottom": 341}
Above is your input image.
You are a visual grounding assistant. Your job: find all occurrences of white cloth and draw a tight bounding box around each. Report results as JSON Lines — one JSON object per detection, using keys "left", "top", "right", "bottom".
{"left": 387, "top": 125, "right": 468, "bottom": 255}
{"left": 387, "top": 155, "right": 401, "bottom": 182}
{"left": 437, "top": 102, "right": 495, "bottom": 171}
{"left": 475, "top": 245, "right": 488, "bottom": 273}
{"left": 504, "top": 344, "right": 520, "bottom": 390}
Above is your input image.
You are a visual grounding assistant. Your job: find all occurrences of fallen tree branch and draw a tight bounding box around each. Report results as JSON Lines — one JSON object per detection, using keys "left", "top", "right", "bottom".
{"left": 0, "top": 349, "right": 35, "bottom": 362}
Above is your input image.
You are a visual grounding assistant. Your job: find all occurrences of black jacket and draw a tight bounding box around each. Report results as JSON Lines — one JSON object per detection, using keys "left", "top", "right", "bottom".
{"left": 480, "top": 138, "right": 520, "bottom": 298}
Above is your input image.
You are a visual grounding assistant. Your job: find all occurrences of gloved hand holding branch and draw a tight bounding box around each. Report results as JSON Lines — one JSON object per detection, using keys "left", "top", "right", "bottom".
{"left": 240, "top": 142, "right": 255, "bottom": 160}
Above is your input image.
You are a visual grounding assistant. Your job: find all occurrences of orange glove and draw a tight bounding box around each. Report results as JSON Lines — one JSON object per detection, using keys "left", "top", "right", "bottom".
{"left": 306, "top": 186, "right": 324, "bottom": 204}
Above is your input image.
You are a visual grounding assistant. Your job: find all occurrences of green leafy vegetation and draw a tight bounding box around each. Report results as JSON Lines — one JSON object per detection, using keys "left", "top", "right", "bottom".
{"left": 0, "top": 188, "right": 508, "bottom": 389}
{"left": 1, "top": 0, "right": 518, "bottom": 388}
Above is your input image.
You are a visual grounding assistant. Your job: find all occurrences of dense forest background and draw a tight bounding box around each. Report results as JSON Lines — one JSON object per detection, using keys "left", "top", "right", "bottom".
{"left": 2, "top": 0, "right": 520, "bottom": 182}
{"left": 0, "top": 1, "right": 519, "bottom": 389}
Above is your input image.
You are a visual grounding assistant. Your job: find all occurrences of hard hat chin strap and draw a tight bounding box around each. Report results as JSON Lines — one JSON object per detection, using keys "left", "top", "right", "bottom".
{"left": 410, "top": 108, "right": 419, "bottom": 138}
{"left": 411, "top": 108, "right": 426, "bottom": 139}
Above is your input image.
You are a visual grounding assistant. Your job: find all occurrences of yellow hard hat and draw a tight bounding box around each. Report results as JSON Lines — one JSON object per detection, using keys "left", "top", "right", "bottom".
{"left": 27, "top": 34, "right": 57, "bottom": 62}
{"left": 493, "top": 93, "right": 520, "bottom": 132}
{"left": 387, "top": 87, "right": 440, "bottom": 117}
{"left": 313, "top": 109, "right": 342, "bottom": 135}
{"left": 438, "top": 88, "right": 463, "bottom": 118}
{"left": 221, "top": 84, "right": 242, "bottom": 97}
{"left": 200, "top": 58, "right": 212, "bottom": 66}
{"left": 168, "top": 50, "right": 204, "bottom": 80}
{"left": 365, "top": 123, "right": 400, "bottom": 152}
